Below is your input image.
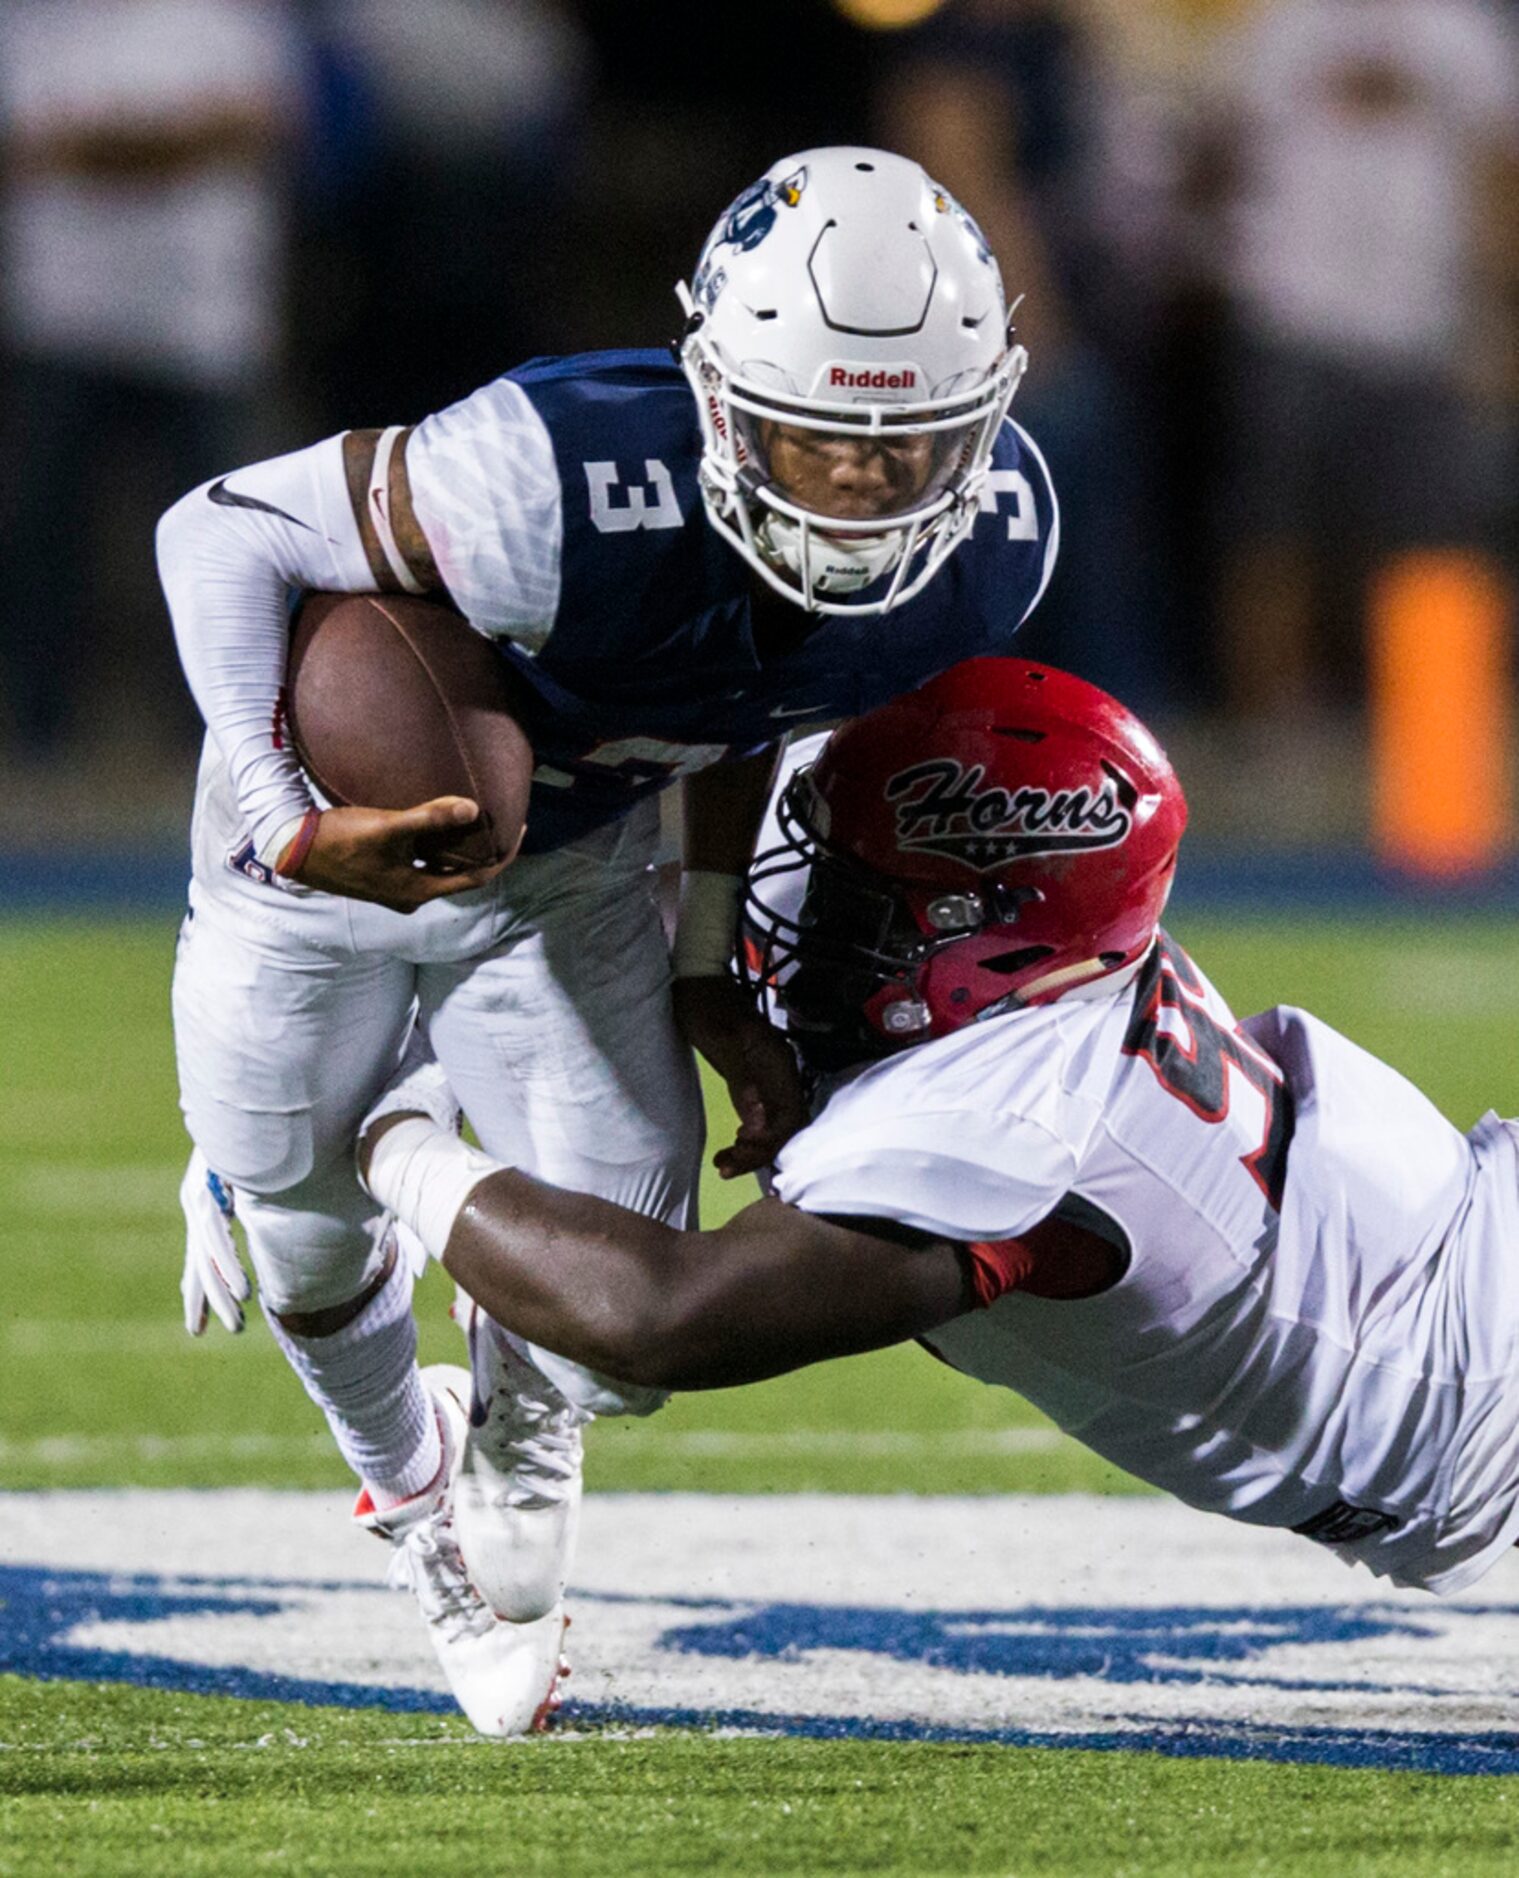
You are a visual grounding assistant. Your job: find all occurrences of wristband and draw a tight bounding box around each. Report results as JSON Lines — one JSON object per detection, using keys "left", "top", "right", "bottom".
{"left": 256, "top": 806, "right": 316, "bottom": 871}
{"left": 274, "top": 806, "right": 323, "bottom": 879}
{"left": 965, "top": 1236, "right": 1035, "bottom": 1308}
{"left": 672, "top": 869, "right": 743, "bottom": 979}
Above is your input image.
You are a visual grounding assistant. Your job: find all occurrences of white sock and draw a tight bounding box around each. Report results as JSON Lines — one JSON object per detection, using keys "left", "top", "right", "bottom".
{"left": 262, "top": 1246, "right": 440, "bottom": 1504}
{"left": 365, "top": 1118, "right": 500, "bottom": 1260}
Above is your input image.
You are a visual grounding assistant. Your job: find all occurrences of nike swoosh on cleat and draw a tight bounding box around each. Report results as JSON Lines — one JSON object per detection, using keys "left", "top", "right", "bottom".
{"left": 208, "top": 478, "right": 316, "bottom": 532}
{"left": 769, "top": 702, "right": 830, "bottom": 720}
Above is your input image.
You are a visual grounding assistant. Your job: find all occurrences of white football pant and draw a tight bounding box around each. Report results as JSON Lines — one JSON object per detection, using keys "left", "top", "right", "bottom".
{"left": 173, "top": 745, "right": 702, "bottom": 1420}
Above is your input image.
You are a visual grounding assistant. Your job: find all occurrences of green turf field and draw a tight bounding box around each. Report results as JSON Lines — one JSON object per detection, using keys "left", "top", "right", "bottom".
{"left": 4, "top": 908, "right": 1519, "bottom": 1875}
{"left": 6, "top": 1680, "right": 1519, "bottom": 1878}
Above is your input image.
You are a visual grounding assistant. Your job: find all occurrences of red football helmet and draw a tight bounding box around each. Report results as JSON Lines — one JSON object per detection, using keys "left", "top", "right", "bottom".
{"left": 742, "top": 658, "right": 1187, "bottom": 1072}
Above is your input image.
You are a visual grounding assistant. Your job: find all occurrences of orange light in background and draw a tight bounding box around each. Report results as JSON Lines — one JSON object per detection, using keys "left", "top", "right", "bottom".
{"left": 1369, "top": 550, "right": 1515, "bottom": 878}
{"left": 830, "top": 0, "right": 951, "bottom": 29}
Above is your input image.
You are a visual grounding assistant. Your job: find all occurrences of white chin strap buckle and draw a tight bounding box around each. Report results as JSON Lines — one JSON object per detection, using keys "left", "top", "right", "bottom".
{"left": 759, "top": 515, "right": 906, "bottom": 596}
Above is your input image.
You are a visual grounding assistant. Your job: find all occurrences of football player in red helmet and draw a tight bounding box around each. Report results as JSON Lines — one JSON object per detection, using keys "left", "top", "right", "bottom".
{"left": 359, "top": 658, "right": 1519, "bottom": 1601}
{"left": 742, "top": 658, "right": 1186, "bottom": 1075}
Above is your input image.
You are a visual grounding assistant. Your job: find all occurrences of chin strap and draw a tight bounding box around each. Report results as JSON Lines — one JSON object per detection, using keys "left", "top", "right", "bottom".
{"left": 756, "top": 512, "right": 908, "bottom": 597}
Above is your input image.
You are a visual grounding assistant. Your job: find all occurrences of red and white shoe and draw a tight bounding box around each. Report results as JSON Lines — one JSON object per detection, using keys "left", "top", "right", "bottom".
{"left": 354, "top": 1364, "right": 569, "bottom": 1735}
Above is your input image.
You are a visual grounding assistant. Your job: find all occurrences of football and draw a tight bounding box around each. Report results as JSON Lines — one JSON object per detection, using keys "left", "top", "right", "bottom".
{"left": 284, "top": 591, "right": 534, "bottom": 871}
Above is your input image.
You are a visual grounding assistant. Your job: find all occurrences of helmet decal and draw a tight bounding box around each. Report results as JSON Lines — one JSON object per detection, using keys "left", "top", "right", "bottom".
{"left": 723, "top": 179, "right": 781, "bottom": 253}
{"left": 691, "top": 262, "right": 727, "bottom": 313}
{"left": 695, "top": 165, "right": 810, "bottom": 306}
{"left": 886, "top": 759, "right": 1133, "bottom": 869}
{"left": 819, "top": 363, "right": 921, "bottom": 393}
{"left": 929, "top": 182, "right": 994, "bottom": 267}
{"left": 776, "top": 165, "right": 808, "bottom": 208}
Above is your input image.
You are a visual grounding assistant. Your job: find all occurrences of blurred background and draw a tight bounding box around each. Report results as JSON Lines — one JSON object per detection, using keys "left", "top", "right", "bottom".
{"left": 0, "top": 0, "right": 1514, "bottom": 886}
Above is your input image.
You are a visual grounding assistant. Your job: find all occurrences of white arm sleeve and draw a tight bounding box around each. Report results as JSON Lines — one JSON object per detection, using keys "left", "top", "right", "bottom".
{"left": 406, "top": 378, "right": 562, "bottom": 648}
{"left": 155, "top": 434, "right": 377, "bottom": 865}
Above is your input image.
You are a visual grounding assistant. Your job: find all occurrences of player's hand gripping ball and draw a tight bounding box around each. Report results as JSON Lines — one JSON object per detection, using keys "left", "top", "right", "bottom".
{"left": 285, "top": 592, "right": 534, "bottom": 871}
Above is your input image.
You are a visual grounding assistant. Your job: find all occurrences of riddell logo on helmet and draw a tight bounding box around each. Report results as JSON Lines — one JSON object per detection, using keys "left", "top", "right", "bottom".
{"left": 886, "top": 759, "right": 1132, "bottom": 870}
{"left": 827, "top": 366, "right": 918, "bottom": 390}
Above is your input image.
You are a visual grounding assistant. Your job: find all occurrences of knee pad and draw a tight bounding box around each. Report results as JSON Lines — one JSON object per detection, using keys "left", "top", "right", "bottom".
{"left": 180, "top": 1092, "right": 316, "bottom": 1196}
{"left": 235, "top": 1178, "right": 387, "bottom": 1317}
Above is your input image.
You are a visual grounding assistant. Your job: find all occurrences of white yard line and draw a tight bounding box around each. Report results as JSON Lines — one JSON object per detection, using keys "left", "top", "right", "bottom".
{"left": 4, "top": 1322, "right": 223, "bottom": 1357}
{"left": 0, "top": 1433, "right": 334, "bottom": 1465}
{"left": 0, "top": 1427, "right": 1062, "bottom": 1465}
{"left": 1373, "top": 953, "right": 1519, "bottom": 1017}
{"left": 628, "top": 1427, "right": 1063, "bottom": 1455}
{"left": 3, "top": 1163, "right": 180, "bottom": 1214}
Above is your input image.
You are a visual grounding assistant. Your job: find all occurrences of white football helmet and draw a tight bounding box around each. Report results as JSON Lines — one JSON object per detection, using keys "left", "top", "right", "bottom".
{"left": 676, "top": 146, "right": 1026, "bottom": 616}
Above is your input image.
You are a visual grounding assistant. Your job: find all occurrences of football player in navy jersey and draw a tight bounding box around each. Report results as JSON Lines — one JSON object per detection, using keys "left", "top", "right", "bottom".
{"left": 156, "top": 147, "right": 1058, "bottom": 1733}
{"left": 361, "top": 659, "right": 1519, "bottom": 1609}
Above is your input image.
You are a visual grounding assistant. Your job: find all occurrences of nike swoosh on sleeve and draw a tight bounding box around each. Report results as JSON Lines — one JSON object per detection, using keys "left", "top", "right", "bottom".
{"left": 207, "top": 478, "right": 316, "bottom": 533}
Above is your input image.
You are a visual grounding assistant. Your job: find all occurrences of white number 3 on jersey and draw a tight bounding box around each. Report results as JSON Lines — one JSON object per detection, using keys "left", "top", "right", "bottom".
{"left": 585, "top": 459, "right": 683, "bottom": 533}
{"left": 978, "top": 468, "right": 1039, "bottom": 540}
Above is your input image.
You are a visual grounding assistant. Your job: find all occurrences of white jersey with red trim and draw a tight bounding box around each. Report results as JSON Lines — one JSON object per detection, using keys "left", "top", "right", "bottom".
{"left": 770, "top": 932, "right": 1519, "bottom": 1594}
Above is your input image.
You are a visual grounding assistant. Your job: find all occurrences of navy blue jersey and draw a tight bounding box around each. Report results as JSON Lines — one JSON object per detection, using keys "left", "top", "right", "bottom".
{"left": 407, "top": 350, "right": 1059, "bottom": 853}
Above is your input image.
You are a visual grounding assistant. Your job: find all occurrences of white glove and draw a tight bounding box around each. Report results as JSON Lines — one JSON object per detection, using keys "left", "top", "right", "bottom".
{"left": 179, "top": 1148, "right": 252, "bottom": 1335}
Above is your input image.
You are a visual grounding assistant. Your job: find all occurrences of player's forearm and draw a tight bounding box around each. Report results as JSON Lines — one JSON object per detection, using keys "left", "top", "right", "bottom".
{"left": 441, "top": 1170, "right": 695, "bottom": 1383}
{"left": 156, "top": 436, "right": 375, "bottom": 864}
{"left": 681, "top": 744, "right": 782, "bottom": 874}
{"left": 442, "top": 1172, "right": 973, "bottom": 1392}
{"left": 361, "top": 1103, "right": 972, "bottom": 1391}
{"left": 675, "top": 745, "right": 781, "bottom": 979}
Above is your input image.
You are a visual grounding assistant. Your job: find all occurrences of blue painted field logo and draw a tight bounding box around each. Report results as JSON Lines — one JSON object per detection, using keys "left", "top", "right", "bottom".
{"left": 9, "top": 1493, "right": 1519, "bottom": 1775}
{"left": 0, "top": 1562, "right": 450, "bottom": 1714}
{"left": 664, "top": 1601, "right": 1428, "bottom": 1686}
{"left": 9, "top": 1557, "right": 1519, "bottom": 1773}
{"left": 886, "top": 759, "right": 1131, "bottom": 868}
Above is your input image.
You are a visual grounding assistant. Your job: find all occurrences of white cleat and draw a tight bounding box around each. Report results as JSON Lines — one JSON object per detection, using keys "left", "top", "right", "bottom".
{"left": 354, "top": 1363, "right": 570, "bottom": 1735}
{"left": 455, "top": 1305, "right": 587, "bottom": 1624}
